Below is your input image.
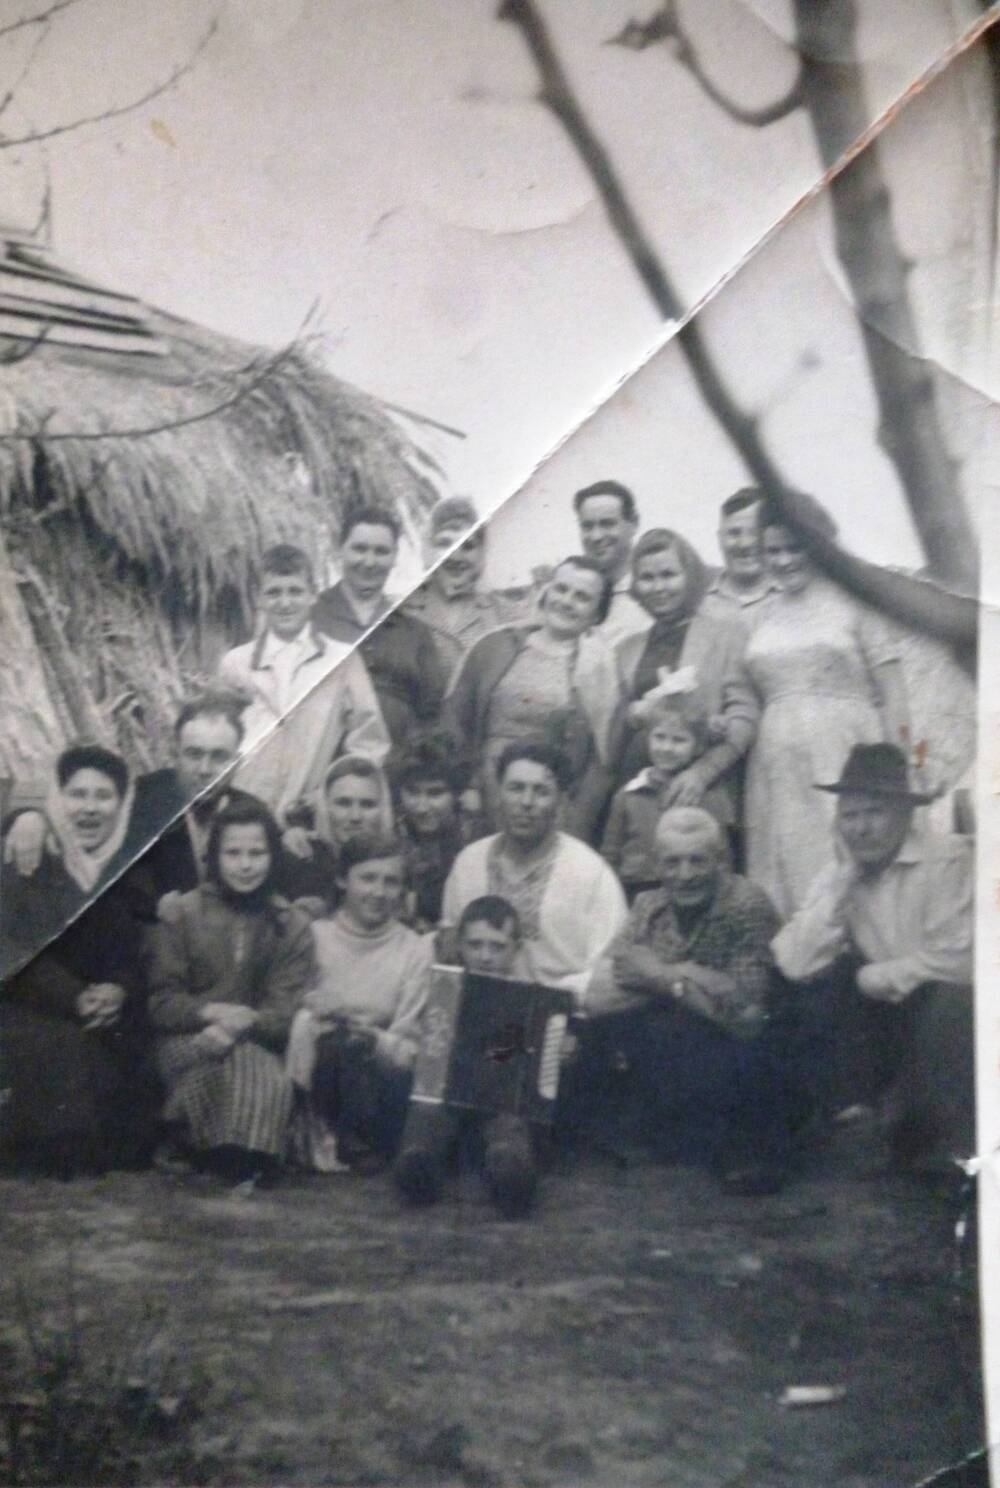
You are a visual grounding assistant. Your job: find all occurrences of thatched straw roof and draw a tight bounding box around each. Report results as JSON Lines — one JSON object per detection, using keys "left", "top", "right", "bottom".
{"left": 0, "top": 284, "right": 440, "bottom": 770}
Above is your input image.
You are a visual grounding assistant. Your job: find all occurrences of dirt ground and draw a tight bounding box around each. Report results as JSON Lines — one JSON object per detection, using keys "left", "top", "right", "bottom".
{"left": 0, "top": 1121, "right": 984, "bottom": 1488}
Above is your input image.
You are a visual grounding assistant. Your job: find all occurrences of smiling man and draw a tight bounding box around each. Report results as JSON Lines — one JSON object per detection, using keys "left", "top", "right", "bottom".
{"left": 403, "top": 497, "right": 527, "bottom": 679}
{"left": 441, "top": 741, "right": 627, "bottom": 1005}
{"left": 573, "top": 480, "right": 652, "bottom": 645}
{"left": 575, "top": 806, "right": 791, "bottom": 1194}
{"left": 313, "top": 505, "right": 447, "bottom": 744}
{"left": 700, "top": 488, "right": 780, "bottom": 628}
{"left": 772, "top": 744, "right": 973, "bottom": 1172}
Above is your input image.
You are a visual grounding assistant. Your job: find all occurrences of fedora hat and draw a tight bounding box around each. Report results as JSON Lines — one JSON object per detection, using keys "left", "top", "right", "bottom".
{"left": 816, "top": 743, "right": 931, "bottom": 804}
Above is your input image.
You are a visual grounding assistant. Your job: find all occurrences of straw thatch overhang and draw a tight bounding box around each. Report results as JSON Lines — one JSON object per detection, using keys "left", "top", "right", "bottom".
{"left": 0, "top": 254, "right": 438, "bottom": 775}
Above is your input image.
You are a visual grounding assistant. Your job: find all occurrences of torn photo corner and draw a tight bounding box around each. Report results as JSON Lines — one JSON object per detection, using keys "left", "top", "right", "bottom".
{"left": 0, "top": 3, "right": 998, "bottom": 1485}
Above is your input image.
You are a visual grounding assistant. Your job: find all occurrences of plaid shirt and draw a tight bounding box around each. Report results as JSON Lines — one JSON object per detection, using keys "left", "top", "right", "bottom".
{"left": 617, "top": 874, "right": 779, "bottom": 1034}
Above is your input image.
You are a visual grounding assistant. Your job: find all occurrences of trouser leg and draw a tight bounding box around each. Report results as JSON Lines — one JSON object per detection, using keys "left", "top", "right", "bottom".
{"left": 394, "top": 1102, "right": 461, "bottom": 1205}
{"left": 481, "top": 1112, "right": 537, "bottom": 1219}
{"left": 886, "top": 982, "right": 974, "bottom": 1168}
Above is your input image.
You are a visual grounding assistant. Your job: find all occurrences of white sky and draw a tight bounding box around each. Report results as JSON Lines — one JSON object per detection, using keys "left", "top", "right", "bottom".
{"left": 0, "top": 0, "right": 993, "bottom": 586}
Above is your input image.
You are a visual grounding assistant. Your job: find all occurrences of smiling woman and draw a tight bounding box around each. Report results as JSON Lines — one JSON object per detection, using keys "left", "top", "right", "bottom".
{"left": 288, "top": 833, "right": 435, "bottom": 1170}
{"left": 444, "top": 555, "right": 619, "bottom": 833}
{"left": 0, "top": 744, "right": 157, "bottom": 1176}
{"left": 147, "top": 797, "right": 317, "bottom": 1184}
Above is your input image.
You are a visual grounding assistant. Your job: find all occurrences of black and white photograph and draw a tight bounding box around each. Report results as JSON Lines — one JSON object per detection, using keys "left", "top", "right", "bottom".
{"left": 0, "top": 3, "right": 996, "bottom": 1484}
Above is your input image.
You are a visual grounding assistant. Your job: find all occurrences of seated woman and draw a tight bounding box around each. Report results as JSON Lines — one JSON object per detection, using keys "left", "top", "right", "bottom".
{"left": 444, "top": 555, "right": 620, "bottom": 838}
{"left": 278, "top": 754, "right": 394, "bottom": 915}
{"left": 387, "top": 729, "right": 476, "bottom": 932}
{"left": 147, "top": 797, "right": 317, "bottom": 1185}
{"left": 286, "top": 833, "right": 433, "bottom": 1171}
{"left": 0, "top": 744, "right": 156, "bottom": 1177}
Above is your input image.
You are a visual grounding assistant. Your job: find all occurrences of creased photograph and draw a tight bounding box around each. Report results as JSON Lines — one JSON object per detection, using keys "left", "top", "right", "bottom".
{"left": 0, "top": 3, "right": 996, "bottom": 1486}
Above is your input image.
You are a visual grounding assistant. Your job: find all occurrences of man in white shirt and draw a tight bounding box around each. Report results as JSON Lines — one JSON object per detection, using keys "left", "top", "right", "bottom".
{"left": 772, "top": 743, "right": 973, "bottom": 1170}
{"left": 441, "top": 740, "right": 628, "bottom": 1007}
{"left": 218, "top": 544, "right": 390, "bottom": 822}
{"left": 573, "top": 480, "right": 652, "bottom": 647}
{"left": 699, "top": 488, "right": 780, "bottom": 629}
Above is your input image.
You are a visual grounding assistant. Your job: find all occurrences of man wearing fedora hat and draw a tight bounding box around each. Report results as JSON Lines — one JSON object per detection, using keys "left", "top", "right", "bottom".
{"left": 772, "top": 743, "right": 973, "bottom": 1171}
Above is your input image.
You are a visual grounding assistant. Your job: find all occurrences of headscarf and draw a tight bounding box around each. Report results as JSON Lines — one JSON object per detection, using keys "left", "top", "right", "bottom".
{"left": 314, "top": 753, "right": 395, "bottom": 847}
{"left": 46, "top": 745, "right": 135, "bottom": 893}
{"left": 630, "top": 528, "right": 711, "bottom": 623}
{"left": 204, "top": 795, "right": 285, "bottom": 917}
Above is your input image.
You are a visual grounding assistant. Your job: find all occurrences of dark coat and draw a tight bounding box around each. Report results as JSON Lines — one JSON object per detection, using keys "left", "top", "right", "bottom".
{"left": 313, "top": 582, "right": 446, "bottom": 745}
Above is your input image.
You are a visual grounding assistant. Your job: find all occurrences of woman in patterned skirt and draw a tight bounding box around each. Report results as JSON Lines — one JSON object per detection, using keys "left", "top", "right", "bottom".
{"left": 147, "top": 796, "right": 317, "bottom": 1183}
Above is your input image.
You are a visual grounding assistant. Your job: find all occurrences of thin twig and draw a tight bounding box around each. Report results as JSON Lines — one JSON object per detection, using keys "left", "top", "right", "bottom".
{"left": 607, "top": 2, "right": 803, "bottom": 125}
{"left": 0, "top": 303, "right": 320, "bottom": 442}
{"left": 0, "top": 0, "right": 81, "bottom": 45}
{"left": 0, "top": 10, "right": 55, "bottom": 121}
{"left": 0, "top": 13, "right": 219, "bottom": 150}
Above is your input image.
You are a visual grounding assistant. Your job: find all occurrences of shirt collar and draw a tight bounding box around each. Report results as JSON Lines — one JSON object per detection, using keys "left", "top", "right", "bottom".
{"left": 251, "top": 624, "right": 325, "bottom": 670}
{"left": 705, "top": 572, "right": 780, "bottom": 606}
{"left": 623, "top": 766, "right": 661, "bottom": 794}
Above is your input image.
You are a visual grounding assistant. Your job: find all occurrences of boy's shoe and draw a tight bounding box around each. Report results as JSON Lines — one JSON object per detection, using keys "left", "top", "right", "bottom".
{"left": 394, "top": 1147, "right": 444, "bottom": 1206}
{"left": 485, "top": 1136, "right": 538, "bottom": 1220}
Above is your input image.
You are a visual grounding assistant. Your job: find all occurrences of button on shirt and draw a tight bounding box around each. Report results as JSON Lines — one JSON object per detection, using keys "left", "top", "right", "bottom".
{"left": 772, "top": 830, "right": 973, "bottom": 996}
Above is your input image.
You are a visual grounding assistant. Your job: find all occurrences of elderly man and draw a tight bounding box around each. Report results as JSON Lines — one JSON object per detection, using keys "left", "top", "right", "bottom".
{"left": 772, "top": 743, "right": 974, "bottom": 1171}
{"left": 699, "top": 488, "right": 779, "bottom": 629}
{"left": 440, "top": 740, "right": 627, "bottom": 1006}
{"left": 403, "top": 497, "right": 527, "bottom": 679}
{"left": 571, "top": 806, "right": 791, "bottom": 1194}
{"left": 573, "top": 480, "right": 651, "bottom": 645}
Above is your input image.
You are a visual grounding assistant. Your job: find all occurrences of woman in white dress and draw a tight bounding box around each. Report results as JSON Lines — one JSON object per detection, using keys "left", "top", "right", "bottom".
{"left": 741, "top": 501, "right": 912, "bottom": 918}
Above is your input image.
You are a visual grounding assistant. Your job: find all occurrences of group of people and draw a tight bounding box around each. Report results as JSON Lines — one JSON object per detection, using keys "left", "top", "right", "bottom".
{"left": 0, "top": 481, "right": 974, "bottom": 1216}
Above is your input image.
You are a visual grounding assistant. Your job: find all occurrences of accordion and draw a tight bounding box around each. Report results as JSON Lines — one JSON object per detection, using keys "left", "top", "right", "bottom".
{"left": 412, "top": 964, "right": 575, "bottom": 1124}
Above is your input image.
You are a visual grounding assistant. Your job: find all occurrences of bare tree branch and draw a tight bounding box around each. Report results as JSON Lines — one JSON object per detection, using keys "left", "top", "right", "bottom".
{"left": 607, "top": 2, "right": 803, "bottom": 126}
{"left": 0, "top": 301, "right": 321, "bottom": 443}
{"left": 0, "top": 13, "right": 219, "bottom": 150}
{"left": 0, "top": 9, "right": 54, "bottom": 121}
{"left": 498, "top": 0, "right": 977, "bottom": 649}
{"left": 0, "top": 0, "right": 81, "bottom": 45}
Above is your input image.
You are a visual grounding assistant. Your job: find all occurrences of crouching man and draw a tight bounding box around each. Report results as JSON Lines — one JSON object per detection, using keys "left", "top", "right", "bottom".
{"left": 772, "top": 744, "right": 974, "bottom": 1173}
{"left": 394, "top": 895, "right": 560, "bottom": 1219}
{"left": 570, "top": 806, "right": 792, "bottom": 1195}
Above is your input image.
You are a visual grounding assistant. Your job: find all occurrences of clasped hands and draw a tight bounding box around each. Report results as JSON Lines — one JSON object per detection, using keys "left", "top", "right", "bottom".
{"left": 197, "top": 1000, "right": 259, "bottom": 1057}
{"left": 612, "top": 942, "right": 692, "bottom": 1001}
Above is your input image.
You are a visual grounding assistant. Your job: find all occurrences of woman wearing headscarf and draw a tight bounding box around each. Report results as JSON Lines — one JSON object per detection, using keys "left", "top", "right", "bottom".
{"left": 738, "top": 498, "right": 912, "bottom": 918}
{"left": 278, "top": 754, "right": 395, "bottom": 915}
{"left": 444, "top": 554, "right": 621, "bottom": 838}
{"left": 147, "top": 796, "right": 317, "bottom": 1184}
{"left": 610, "top": 530, "right": 758, "bottom": 824}
{"left": 0, "top": 744, "right": 156, "bottom": 1176}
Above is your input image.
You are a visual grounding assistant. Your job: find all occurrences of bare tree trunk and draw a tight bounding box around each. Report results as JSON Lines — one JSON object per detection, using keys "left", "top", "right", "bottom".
{"left": 793, "top": 0, "right": 977, "bottom": 593}
{"left": 498, "top": 0, "right": 977, "bottom": 650}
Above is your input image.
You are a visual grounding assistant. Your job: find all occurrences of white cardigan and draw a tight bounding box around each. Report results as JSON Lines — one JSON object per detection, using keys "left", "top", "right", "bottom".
{"left": 441, "top": 831, "right": 628, "bottom": 1009}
